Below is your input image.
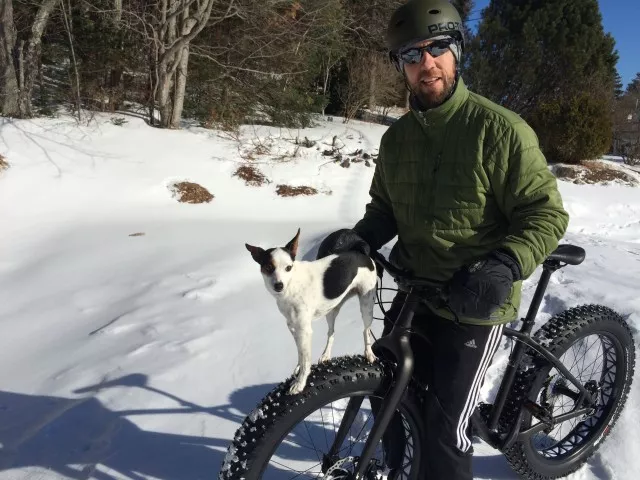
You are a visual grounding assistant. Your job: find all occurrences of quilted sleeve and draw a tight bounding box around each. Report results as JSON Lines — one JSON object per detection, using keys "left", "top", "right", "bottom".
{"left": 489, "top": 121, "right": 570, "bottom": 279}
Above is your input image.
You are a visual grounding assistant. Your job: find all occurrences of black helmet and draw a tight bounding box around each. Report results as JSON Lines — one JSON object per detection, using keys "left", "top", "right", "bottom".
{"left": 387, "top": 0, "right": 465, "bottom": 55}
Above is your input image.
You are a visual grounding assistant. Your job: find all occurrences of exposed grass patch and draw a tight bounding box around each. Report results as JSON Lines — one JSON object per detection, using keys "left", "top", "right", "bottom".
{"left": 553, "top": 161, "right": 637, "bottom": 186}
{"left": 276, "top": 184, "right": 318, "bottom": 197}
{"left": 169, "top": 181, "right": 214, "bottom": 203}
{"left": 233, "top": 164, "right": 271, "bottom": 187}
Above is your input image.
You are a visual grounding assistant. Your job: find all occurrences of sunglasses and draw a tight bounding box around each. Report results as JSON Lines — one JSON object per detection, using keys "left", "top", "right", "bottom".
{"left": 397, "top": 38, "right": 455, "bottom": 65}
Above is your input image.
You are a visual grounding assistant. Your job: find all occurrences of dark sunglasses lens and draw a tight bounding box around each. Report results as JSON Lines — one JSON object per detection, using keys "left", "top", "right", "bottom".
{"left": 399, "top": 40, "right": 453, "bottom": 64}
{"left": 428, "top": 42, "right": 451, "bottom": 57}
{"left": 400, "top": 49, "right": 422, "bottom": 64}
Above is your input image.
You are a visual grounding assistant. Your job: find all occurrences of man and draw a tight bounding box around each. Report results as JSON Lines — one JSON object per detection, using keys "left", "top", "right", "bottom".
{"left": 317, "top": 0, "right": 570, "bottom": 478}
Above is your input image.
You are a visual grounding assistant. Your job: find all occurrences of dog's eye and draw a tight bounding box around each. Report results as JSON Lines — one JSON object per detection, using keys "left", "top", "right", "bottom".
{"left": 285, "top": 265, "right": 292, "bottom": 272}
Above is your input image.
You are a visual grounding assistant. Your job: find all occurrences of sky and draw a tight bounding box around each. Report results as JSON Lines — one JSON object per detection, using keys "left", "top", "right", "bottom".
{"left": 469, "top": 0, "right": 639, "bottom": 90}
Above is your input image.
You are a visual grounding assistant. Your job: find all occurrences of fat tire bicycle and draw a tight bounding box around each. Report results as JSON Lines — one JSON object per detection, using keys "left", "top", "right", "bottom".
{"left": 218, "top": 244, "right": 636, "bottom": 479}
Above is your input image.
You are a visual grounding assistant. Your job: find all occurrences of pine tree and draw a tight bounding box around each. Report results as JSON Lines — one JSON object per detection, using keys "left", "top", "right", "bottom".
{"left": 627, "top": 73, "right": 640, "bottom": 95}
{"left": 449, "top": 0, "right": 474, "bottom": 76}
{"left": 466, "top": 0, "right": 619, "bottom": 163}
{"left": 466, "top": 0, "right": 617, "bottom": 115}
{"left": 450, "top": 0, "right": 474, "bottom": 21}
{"left": 614, "top": 72, "right": 625, "bottom": 99}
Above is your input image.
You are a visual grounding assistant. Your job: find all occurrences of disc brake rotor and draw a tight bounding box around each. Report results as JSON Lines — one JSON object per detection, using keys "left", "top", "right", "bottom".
{"left": 323, "top": 456, "right": 387, "bottom": 480}
{"left": 323, "top": 456, "right": 356, "bottom": 480}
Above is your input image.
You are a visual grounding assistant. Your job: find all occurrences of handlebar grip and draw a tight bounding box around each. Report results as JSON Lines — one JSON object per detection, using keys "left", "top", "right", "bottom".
{"left": 371, "top": 251, "right": 412, "bottom": 279}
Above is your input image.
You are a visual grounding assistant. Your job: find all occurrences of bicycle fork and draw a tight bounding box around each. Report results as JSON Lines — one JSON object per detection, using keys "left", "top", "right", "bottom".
{"left": 324, "top": 290, "right": 421, "bottom": 479}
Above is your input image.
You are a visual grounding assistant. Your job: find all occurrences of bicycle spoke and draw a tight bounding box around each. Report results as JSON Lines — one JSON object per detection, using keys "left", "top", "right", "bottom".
{"left": 302, "top": 419, "right": 323, "bottom": 465}
{"left": 577, "top": 340, "right": 601, "bottom": 380}
{"left": 319, "top": 406, "right": 330, "bottom": 452}
{"left": 269, "top": 458, "right": 322, "bottom": 480}
{"left": 330, "top": 401, "right": 337, "bottom": 438}
{"left": 533, "top": 332, "right": 620, "bottom": 458}
{"left": 289, "top": 425, "right": 325, "bottom": 452}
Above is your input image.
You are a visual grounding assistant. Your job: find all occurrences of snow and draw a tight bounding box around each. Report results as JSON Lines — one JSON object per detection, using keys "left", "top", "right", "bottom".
{"left": 1, "top": 113, "right": 639, "bottom": 479}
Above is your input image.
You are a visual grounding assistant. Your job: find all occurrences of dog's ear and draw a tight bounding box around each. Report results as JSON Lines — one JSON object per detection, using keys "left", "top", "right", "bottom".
{"left": 285, "top": 228, "right": 300, "bottom": 260}
{"left": 245, "top": 243, "right": 265, "bottom": 264}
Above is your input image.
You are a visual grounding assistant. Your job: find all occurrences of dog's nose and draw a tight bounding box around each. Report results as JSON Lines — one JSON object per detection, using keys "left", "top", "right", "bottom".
{"left": 274, "top": 282, "right": 284, "bottom": 292}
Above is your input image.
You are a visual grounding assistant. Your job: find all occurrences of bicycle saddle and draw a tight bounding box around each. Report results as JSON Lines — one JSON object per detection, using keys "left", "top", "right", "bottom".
{"left": 545, "top": 244, "right": 585, "bottom": 266}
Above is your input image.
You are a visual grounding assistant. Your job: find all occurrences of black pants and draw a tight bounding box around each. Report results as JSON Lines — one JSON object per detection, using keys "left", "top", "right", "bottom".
{"left": 380, "top": 292, "right": 504, "bottom": 480}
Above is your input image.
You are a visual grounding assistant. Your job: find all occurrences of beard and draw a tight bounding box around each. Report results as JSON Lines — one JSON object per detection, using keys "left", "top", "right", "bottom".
{"left": 408, "top": 69, "right": 456, "bottom": 110}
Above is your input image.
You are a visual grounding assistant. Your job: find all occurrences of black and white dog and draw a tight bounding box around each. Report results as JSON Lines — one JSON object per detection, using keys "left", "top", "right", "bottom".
{"left": 245, "top": 229, "right": 378, "bottom": 394}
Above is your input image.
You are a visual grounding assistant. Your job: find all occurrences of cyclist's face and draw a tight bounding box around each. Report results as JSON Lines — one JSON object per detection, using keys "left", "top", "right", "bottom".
{"left": 403, "top": 39, "right": 456, "bottom": 109}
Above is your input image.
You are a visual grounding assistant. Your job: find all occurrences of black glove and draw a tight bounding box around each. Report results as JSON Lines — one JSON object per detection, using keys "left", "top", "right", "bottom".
{"left": 446, "top": 250, "right": 522, "bottom": 320}
{"left": 316, "top": 228, "right": 371, "bottom": 259}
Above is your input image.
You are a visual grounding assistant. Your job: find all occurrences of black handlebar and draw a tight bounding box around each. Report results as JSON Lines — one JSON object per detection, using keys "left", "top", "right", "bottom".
{"left": 371, "top": 251, "right": 409, "bottom": 279}
{"left": 370, "top": 251, "right": 444, "bottom": 294}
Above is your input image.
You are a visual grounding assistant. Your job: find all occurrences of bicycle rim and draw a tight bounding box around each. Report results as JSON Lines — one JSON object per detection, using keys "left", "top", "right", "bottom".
{"left": 529, "top": 330, "right": 623, "bottom": 459}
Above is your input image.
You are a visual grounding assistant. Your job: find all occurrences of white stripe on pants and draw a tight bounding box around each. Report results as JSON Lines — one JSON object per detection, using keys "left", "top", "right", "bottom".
{"left": 455, "top": 324, "right": 504, "bottom": 452}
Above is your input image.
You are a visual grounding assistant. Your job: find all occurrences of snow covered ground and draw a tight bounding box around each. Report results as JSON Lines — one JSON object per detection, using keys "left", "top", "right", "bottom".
{"left": 0, "top": 113, "right": 639, "bottom": 480}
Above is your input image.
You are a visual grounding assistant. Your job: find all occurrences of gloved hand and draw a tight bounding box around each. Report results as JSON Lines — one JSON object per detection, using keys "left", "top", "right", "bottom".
{"left": 316, "top": 228, "right": 371, "bottom": 259}
{"left": 446, "top": 250, "right": 522, "bottom": 320}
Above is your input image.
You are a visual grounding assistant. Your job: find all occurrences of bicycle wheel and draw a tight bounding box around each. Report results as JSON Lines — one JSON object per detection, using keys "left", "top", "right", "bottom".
{"left": 504, "top": 305, "right": 636, "bottom": 479}
{"left": 218, "top": 355, "right": 425, "bottom": 480}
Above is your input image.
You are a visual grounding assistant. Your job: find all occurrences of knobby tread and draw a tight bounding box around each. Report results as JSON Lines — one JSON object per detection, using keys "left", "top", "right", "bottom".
{"left": 503, "top": 304, "right": 636, "bottom": 479}
{"left": 218, "top": 355, "right": 390, "bottom": 480}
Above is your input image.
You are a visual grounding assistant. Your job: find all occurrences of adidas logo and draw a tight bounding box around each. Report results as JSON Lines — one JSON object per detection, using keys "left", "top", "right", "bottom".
{"left": 464, "top": 339, "right": 477, "bottom": 348}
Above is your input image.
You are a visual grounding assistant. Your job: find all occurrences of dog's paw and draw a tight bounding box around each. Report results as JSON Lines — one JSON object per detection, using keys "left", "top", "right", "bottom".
{"left": 364, "top": 347, "right": 377, "bottom": 364}
{"left": 318, "top": 353, "right": 331, "bottom": 363}
{"left": 288, "top": 378, "right": 306, "bottom": 395}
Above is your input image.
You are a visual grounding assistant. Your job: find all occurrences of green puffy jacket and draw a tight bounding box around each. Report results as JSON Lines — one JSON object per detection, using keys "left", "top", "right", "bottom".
{"left": 353, "top": 77, "right": 570, "bottom": 325}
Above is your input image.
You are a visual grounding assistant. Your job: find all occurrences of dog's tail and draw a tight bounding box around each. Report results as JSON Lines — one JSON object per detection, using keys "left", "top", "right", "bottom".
{"left": 316, "top": 229, "right": 370, "bottom": 259}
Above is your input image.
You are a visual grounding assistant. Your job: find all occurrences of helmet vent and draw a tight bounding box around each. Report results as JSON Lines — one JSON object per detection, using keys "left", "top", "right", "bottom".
{"left": 428, "top": 9, "right": 441, "bottom": 14}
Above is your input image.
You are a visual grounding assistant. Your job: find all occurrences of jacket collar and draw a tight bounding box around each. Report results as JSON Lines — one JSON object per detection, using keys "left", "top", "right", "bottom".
{"left": 410, "top": 76, "right": 470, "bottom": 128}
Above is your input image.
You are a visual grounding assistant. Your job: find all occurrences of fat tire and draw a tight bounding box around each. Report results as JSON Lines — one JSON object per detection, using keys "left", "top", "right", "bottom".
{"left": 503, "top": 304, "right": 636, "bottom": 479}
{"left": 218, "top": 355, "right": 425, "bottom": 480}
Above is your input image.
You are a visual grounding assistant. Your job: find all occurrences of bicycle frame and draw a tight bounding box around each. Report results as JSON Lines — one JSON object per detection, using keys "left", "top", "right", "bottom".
{"left": 325, "top": 255, "right": 598, "bottom": 479}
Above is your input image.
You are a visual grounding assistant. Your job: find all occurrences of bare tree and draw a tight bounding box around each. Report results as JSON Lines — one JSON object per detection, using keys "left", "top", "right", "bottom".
{"left": 0, "top": 0, "right": 19, "bottom": 114}
{"left": 148, "top": 0, "right": 241, "bottom": 128}
{"left": 60, "top": 0, "right": 82, "bottom": 121}
{"left": 0, "top": 0, "right": 59, "bottom": 117}
{"left": 340, "top": 55, "right": 370, "bottom": 122}
{"left": 368, "top": 53, "right": 402, "bottom": 112}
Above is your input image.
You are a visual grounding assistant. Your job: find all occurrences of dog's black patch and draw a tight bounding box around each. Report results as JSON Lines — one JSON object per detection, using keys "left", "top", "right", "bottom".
{"left": 316, "top": 229, "right": 370, "bottom": 259}
{"left": 323, "top": 252, "right": 374, "bottom": 299}
{"left": 257, "top": 248, "right": 277, "bottom": 275}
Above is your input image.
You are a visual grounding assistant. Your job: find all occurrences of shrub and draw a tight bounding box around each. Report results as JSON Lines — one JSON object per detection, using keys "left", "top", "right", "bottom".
{"left": 530, "top": 92, "right": 613, "bottom": 164}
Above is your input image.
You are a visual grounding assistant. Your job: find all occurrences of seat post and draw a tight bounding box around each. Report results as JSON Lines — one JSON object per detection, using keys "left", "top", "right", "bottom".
{"left": 488, "top": 260, "right": 562, "bottom": 432}
{"left": 521, "top": 260, "right": 561, "bottom": 334}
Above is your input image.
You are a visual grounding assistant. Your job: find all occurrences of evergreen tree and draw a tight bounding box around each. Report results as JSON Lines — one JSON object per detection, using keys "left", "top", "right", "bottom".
{"left": 466, "top": 0, "right": 617, "bottom": 115}
{"left": 627, "top": 73, "right": 640, "bottom": 95}
{"left": 450, "top": 0, "right": 474, "bottom": 20}
{"left": 614, "top": 72, "right": 624, "bottom": 99}
{"left": 466, "top": 0, "right": 619, "bottom": 163}
{"left": 449, "top": 0, "right": 475, "bottom": 75}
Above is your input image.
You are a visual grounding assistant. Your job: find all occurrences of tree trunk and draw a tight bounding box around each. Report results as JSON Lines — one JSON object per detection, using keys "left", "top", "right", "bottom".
{"left": 61, "top": 0, "right": 82, "bottom": 121}
{"left": 158, "top": 67, "right": 173, "bottom": 127}
{"left": 321, "top": 55, "right": 332, "bottom": 116}
{"left": 10, "top": 0, "right": 58, "bottom": 118}
{"left": 152, "top": 0, "right": 216, "bottom": 128}
{"left": 369, "top": 63, "right": 376, "bottom": 111}
{"left": 110, "top": 0, "right": 123, "bottom": 111}
{"left": 170, "top": 44, "right": 189, "bottom": 128}
{"left": 114, "top": 0, "right": 122, "bottom": 24}
{"left": 0, "top": 0, "right": 19, "bottom": 115}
